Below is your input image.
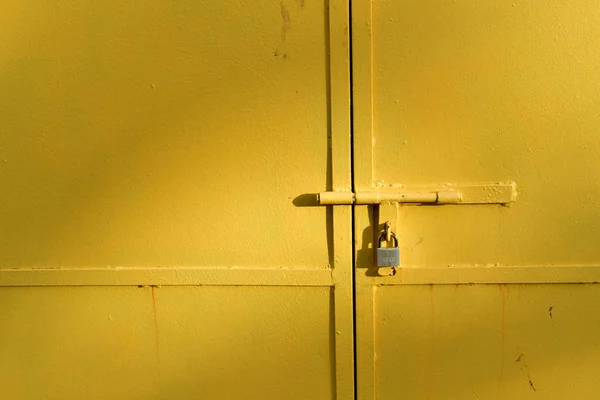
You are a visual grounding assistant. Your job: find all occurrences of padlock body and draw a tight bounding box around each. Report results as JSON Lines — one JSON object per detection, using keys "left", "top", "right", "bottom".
{"left": 377, "top": 247, "right": 400, "bottom": 267}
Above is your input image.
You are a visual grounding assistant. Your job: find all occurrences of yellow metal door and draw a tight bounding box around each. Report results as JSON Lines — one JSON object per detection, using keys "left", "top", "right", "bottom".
{"left": 0, "top": 1, "right": 354, "bottom": 399}
{"left": 353, "top": 1, "right": 600, "bottom": 399}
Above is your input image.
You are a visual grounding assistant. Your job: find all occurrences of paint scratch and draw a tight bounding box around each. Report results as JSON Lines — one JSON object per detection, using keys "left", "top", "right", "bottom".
{"left": 151, "top": 286, "right": 160, "bottom": 359}
{"left": 549, "top": 306, "right": 553, "bottom": 319}
{"left": 529, "top": 378, "right": 537, "bottom": 391}
{"left": 516, "top": 353, "right": 537, "bottom": 392}
{"left": 280, "top": 2, "right": 291, "bottom": 42}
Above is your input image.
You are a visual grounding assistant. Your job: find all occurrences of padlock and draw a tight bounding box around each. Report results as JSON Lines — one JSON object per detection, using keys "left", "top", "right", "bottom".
{"left": 377, "top": 232, "right": 400, "bottom": 267}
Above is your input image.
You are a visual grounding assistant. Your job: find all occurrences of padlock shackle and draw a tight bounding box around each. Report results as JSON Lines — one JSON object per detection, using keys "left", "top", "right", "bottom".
{"left": 378, "top": 231, "right": 398, "bottom": 248}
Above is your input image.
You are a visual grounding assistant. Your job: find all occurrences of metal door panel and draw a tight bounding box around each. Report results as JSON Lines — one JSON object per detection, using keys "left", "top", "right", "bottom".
{"left": 375, "top": 284, "right": 600, "bottom": 400}
{"left": 0, "top": 0, "right": 334, "bottom": 268}
{"left": 0, "top": 1, "right": 353, "bottom": 398}
{"left": 0, "top": 286, "right": 334, "bottom": 400}
{"left": 370, "top": 0, "right": 600, "bottom": 267}
{"left": 353, "top": 0, "right": 600, "bottom": 398}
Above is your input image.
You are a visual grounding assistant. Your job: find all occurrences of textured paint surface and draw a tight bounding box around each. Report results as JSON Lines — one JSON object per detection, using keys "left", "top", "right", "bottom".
{"left": 0, "top": 0, "right": 330, "bottom": 268}
{"left": 353, "top": 1, "right": 600, "bottom": 399}
{"left": 376, "top": 284, "right": 600, "bottom": 399}
{"left": 7, "top": 0, "right": 600, "bottom": 398}
{"left": 0, "top": 0, "right": 353, "bottom": 399}
{"left": 0, "top": 286, "right": 334, "bottom": 399}
{"left": 372, "top": 0, "right": 600, "bottom": 266}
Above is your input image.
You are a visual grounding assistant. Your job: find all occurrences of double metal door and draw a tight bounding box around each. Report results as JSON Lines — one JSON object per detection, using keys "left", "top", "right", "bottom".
{"left": 2, "top": 1, "right": 600, "bottom": 399}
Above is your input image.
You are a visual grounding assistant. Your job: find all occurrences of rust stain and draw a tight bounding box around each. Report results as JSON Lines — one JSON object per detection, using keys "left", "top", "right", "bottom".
{"left": 499, "top": 284, "right": 506, "bottom": 393}
{"left": 428, "top": 284, "right": 435, "bottom": 400}
{"left": 280, "top": 2, "right": 291, "bottom": 43}
{"left": 429, "top": 284, "right": 435, "bottom": 323}
{"left": 151, "top": 286, "right": 160, "bottom": 359}
{"left": 150, "top": 286, "right": 163, "bottom": 396}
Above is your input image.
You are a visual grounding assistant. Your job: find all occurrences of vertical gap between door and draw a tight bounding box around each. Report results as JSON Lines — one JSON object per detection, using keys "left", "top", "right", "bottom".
{"left": 348, "top": 0, "right": 358, "bottom": 399}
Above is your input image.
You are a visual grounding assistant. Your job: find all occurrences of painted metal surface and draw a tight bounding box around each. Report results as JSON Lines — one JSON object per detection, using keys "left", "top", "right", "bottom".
{"left": 0, "top": 0, "right": 331, "bottom": 269}
{"left": 1, "top": 286, "right": 334, "bottom": 399}
{"left": 371, "top": 0, "right": 600, "bottom": 267}
{"left": 4, "top": 0, "right": 600, "bottom": 398}
{"left": 0, "top": 0, "right": 353, "bottom": 398}
{"left": 353, "top": 0, "right": 600, "bottom": 398}
{"left": 375, "top": 284, "right": 600, "bottom": 399}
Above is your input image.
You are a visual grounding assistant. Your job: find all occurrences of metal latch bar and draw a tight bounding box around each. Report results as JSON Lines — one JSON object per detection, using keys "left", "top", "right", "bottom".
{"left": 318, "top": 182, "right": 517, "bottom": 206}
